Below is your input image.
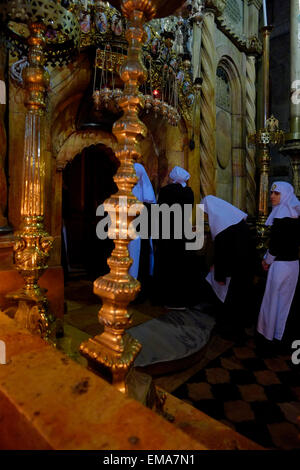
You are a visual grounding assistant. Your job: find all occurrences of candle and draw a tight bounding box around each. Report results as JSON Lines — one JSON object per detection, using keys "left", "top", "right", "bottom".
{"left": 263, "top": 0, "right": 268, "bottom": 27}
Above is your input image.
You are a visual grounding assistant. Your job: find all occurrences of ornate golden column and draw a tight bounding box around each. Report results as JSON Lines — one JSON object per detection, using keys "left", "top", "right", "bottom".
{"left": 80, "top": 2, "right": 153, "bottom": 395}
{"left": 245, "top": 54, "right": 257, "bottom": 216}
{"left": 257, "top": 27, "right": 275, "bottom": 228}
{"left": 0, "top": 43, "right": 9, "bottom": 231}
{"left": 250, "top": 27, "right": 284, "bottom": 249}
{"left": 199, "top": 8, "right": 217, "bottom": 197}
{"left": 7, "top": 22, "right": 53, "bottom": 338}
{"left": 80, "top": 0, "right": 186, "bottom": 395}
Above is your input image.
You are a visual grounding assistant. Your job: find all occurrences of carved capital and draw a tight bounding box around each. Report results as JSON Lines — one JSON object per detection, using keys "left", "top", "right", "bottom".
{"left": 185, "top": 1, "right": 205, "bottom": 25}
{"left": 247, "top": 35, "right": 263, "bottom": 55}
{"left": 204, "top": 0, "right": 226, "bottom": 16}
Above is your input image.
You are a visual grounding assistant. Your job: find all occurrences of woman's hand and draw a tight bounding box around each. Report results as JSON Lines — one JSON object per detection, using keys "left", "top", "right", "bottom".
{"left": 262, "top": 259, "right": 270, "bottom": 271}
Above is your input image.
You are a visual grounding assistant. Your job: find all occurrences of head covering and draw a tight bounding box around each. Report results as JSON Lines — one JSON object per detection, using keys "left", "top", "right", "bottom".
{"left": 132, "top": 163, "right": 156, "bottom": 203}
{"left": 201, "top": 195, "right": 248, "bottom": 240}
{"left": 266, "top": 181, "right": 300, "bottom": 226}
{"left": 169, "top": 166, "right": 191, "bottom": 187}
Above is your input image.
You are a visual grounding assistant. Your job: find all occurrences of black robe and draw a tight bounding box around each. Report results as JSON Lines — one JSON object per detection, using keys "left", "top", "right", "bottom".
{"left": 213, "top": 220, "right": 256, "bottom": 330}
{"left": 269, "top": 217, "right": 300, "bottom": 343}
{"left": 268, "top": 217, "right": 300, "bottom": 261}
{"left": 153, "top": 183, "right": 194, "bottom": 306}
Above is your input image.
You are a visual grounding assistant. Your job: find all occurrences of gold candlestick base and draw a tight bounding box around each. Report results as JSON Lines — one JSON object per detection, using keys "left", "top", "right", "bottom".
{"left": 6, "top": 22, "right": 54, "bottom": 340}
{"left": 7, "top": 214, "right": 54, "bottom": 339}
{"left": 80, "top": 332, "right": 142, "bottom": 394}
{"left": 6, "top": 296, "right": 56, "bottom": 341}
{"left": 256, "top": 215, "right": 270, "bottom": 253}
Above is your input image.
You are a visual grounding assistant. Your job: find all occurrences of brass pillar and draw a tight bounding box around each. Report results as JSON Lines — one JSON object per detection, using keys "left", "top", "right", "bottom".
{"left": 262, "top": 26, "right": 272, "bottom": 129}
{"left": 258, "top": 26, "right": 273, "bottom": 226}
{"left": 250, "top": 27, "right": 284, "bottom": 250}
{"left": 7, "top": 22, "right": 53, "bottom": 338}
{"left": 256, "top": 142, "right": 270, "bottom": 249}
{"left": 80, "top": 1, "right": 156, "bottom": 395}
{"left": 0, "top": 42, "right": 9, "bottom": 231}
{"left": 252, "top": 27, "right": 273, "bottom": 250}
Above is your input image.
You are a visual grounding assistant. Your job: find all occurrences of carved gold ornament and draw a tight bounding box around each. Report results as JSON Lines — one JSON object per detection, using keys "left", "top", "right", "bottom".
{"left": 2, "top": 0, "right": 80, "bottom": 66}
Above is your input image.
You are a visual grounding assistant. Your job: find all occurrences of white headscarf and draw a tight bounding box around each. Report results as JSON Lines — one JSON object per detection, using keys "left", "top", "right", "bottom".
{"left": 266, "top": 181, "right": 300, "bottom": 226}
{"left": 201, "top": 195, "right": 248, "bottom": 240}
{"left": 169, "top": 166, "right": 191, "bottom": 187}
{"left": 132, "top": 163, "right": 156, "bottom": 203}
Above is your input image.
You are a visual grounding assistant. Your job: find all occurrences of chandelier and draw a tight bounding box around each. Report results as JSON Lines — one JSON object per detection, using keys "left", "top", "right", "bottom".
{"left": 81, "top": 1, "right": 203, "bottom": 126}
{"left": 0, "top": 0, "right": 80, "bottom": 66}
{"left": 92, "top": 43, "right": 182, "bottom": 126}
{"left": 1, "top": 0, "right": 203, "bottom": 125}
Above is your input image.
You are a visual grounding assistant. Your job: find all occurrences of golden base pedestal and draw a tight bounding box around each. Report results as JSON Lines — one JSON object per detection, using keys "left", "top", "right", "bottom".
{"left": 81, "top": 335, "right": 162, "bottom": 409}
{"left": 80, "top": 332, "right": 142, "bottom": 394}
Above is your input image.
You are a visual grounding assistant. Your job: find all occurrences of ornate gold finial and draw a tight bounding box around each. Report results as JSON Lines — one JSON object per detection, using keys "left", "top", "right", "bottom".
{"left": 248, "top": 117, "right": 284, "bottom": 251}
{"left": 266, "top": 115, "right": 279, "bottom": 132}
{"left": 248, "top": 22, "right": 284, "bottom": 251}
{"left": 0, "top": 43, "right": 9, "bottom": 231}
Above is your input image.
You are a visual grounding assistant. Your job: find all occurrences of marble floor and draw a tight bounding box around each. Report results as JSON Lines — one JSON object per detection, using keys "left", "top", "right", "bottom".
{"left": 57, "top": 276, "right": 300, "bottom": 450}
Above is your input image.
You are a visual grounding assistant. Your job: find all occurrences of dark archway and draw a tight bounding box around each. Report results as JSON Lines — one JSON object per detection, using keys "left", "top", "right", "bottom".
{"left": 62, "top": 143, "right": 119, "bottom": 280}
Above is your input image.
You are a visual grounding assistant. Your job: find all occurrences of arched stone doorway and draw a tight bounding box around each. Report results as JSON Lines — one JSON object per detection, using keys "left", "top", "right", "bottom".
{"left": 216, "top": 66, "right": 233, "bottom": 202}
{"left": 62, "top": 143, "right": 119, "bottom": 280}
{"left": 215, "top": 57, "right": 245, "bottom": 209}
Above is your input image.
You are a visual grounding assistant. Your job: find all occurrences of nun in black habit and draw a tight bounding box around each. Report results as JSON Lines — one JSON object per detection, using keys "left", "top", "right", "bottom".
{"left": 153, "top": 166, "right": 194, "bottom": 309}
{"left": 201, "top": 195, "right": 256, "bottom": 339}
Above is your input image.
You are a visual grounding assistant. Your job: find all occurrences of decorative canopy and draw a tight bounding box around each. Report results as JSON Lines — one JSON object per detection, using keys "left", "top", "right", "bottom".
{"left": 108, "top": 0, "right": 187, "bottom": 20}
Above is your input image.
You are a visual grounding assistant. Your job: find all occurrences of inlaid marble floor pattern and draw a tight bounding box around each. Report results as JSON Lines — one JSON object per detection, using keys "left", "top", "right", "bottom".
{"left": 172, "top": 334, "right": 300, "bottom": 450}
{"left": 62, "top": 278, "right": 300, "bottom": 450}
